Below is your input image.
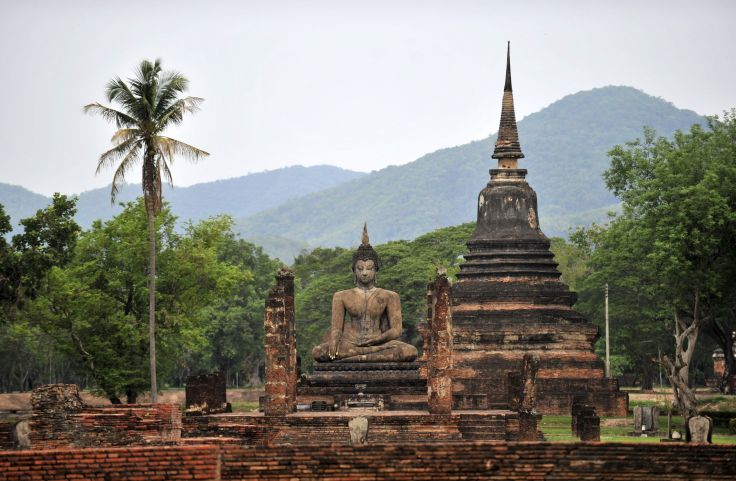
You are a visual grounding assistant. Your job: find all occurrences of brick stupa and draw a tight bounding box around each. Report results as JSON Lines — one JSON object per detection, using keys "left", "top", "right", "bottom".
{"left": 450, "top": 44, "right": 628, "bottom": 415}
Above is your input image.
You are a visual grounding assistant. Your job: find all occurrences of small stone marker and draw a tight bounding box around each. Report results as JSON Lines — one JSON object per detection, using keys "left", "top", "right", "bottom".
{"left": 348, "top": 416, "right": 369, "bottom": 445}
{"left": 631, "top": 406, "right": 659, "bottom": 436}
{"left": 13, "top": 420, "right": 30, "bottom": 449}
{"left": 687, "top": 415, "right": 713, "bottom": 443}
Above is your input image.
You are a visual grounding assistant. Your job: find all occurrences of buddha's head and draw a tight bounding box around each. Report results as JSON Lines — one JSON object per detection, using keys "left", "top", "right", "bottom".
{"left": 352, "top": 223, "right": 381, "bottom": 286}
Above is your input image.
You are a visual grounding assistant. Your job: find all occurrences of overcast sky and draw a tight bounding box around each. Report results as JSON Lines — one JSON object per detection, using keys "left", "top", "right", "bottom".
{"left": 1, "top": 0, "right": 734, "bottom": 196}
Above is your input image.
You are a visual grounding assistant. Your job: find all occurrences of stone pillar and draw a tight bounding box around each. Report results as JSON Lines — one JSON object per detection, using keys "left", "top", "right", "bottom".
{"left": 427, "top": 271, "right": 453, "bottom": 415}
{"left": 573, "top": 403, "right": 600, "bottom": 441}
{"left": 580, "top": 408, "right": 600, "bottom": 441}
{"left": 278, "top": 268, "right": 297, "bottom": 411}
{"left": 263, "top": 268, "right": 295, "bottom": 416}
{"left": 510, "top": 353, "right": 540, "bottom": 441}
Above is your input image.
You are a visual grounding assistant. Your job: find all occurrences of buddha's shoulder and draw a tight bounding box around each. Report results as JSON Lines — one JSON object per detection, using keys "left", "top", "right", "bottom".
{"left": 374, "top": 287, "right": 400, "bottom": 299}
{"left": 333, "top": 287, "right": 398, "bottom": 299}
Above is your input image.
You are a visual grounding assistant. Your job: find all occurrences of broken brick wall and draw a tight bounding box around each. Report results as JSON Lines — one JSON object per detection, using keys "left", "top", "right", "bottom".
{"left": 29, "top": 384, "right": 181, "bottom": 450}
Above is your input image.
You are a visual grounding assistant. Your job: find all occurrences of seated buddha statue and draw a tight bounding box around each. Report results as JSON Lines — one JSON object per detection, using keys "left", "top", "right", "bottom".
{"left": 312, "top": 225, "right": 418, "bottom": 363}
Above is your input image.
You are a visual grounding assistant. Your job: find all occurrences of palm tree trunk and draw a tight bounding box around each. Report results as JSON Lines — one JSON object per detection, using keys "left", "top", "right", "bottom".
{"left": 146, "top": 205, "right": 158, "bottom": 403}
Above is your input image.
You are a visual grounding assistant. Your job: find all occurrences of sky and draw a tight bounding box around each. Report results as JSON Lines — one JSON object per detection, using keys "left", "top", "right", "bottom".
{"left": 1, "top": 0, "right": 734, "bottom": 196}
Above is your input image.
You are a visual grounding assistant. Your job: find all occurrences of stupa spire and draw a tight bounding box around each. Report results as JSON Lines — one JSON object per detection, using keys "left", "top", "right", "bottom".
{"left": 492, "top": 42, "right": 524, "bottom": 164}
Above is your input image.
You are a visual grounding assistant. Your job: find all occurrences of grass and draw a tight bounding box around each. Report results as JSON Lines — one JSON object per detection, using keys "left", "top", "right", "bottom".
{"left": 230, "top": 401, "right": 260, "bottom": 412}
{"left": 540, "top": 414, "right": 736, "bottom": 444}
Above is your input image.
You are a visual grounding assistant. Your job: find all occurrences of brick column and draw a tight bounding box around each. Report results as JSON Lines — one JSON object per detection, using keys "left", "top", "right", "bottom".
{"left": 263, "top": 269, "right": 294, "bottom": 416}
{"left": 427, "top": 271, "right": 453, "bottom": 415}
{"left": 277, "top": 268, "right": 297, "bottom": 411}
{"left": 509, "top": 353, "right": 540, "bottom": 441}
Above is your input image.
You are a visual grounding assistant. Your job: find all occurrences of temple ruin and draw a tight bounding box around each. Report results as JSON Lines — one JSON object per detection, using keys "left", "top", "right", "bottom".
{"left": 450, "top": 43, "right": 628, "bottom": 415}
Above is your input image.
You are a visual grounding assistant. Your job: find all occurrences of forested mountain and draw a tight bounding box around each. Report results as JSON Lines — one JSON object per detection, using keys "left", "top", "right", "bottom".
{"left": 2, "top": 87, "right": 704, "bottom": 261}
{"left": 235, "top": 86, "right": 703, "bottom": 254}
{"left": 0, "top": 184, "right": 49, "bottom": 229}
{"left": 1, "top": 165, "right": 365, "bottom": 234}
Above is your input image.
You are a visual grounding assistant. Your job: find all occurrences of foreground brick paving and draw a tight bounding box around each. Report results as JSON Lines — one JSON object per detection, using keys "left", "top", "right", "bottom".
{"left": 1, "top": 442, "right": 734, "bottom": 480}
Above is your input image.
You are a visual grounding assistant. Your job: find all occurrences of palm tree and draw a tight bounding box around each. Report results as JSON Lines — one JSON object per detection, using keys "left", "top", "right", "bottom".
{"left": 84, "top": 59, "right": 209, "bottom": 402}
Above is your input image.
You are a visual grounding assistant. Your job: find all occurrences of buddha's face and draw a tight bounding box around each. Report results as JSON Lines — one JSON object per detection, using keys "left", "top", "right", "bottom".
{"left": 354, "top": 259, "right": 376, "bottom": 287}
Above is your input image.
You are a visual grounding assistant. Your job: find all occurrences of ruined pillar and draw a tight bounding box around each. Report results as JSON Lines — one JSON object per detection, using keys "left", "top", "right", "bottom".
{"left": 278, "top": 268, "right": 297, "bottom": 411}
{"left": 427, "top": 271, "right": 453, "bottom": 415}
{"left": 263, "top": 268, "right": 295, "bottom": 416}
{"left": 508, "top": 353, "right": 541, "bottom": 441}
{"left": 572, "top": 403, "right": 600, "bottom": 441}
{"left": 184, "top": 372, "right": 230, "bottom": 415}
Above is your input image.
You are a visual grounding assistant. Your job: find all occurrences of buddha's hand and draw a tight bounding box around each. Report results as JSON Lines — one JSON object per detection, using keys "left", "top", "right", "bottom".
{"left": 328, "top": 339, "right": 340, "bottom": 360}
{"left": 356, "top": 336, "right": 381, "bottom": 347}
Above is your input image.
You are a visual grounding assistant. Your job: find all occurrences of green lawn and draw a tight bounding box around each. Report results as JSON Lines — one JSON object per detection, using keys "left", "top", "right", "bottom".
{"left": 540, "top": 414, "right": 736, "bottom": 444}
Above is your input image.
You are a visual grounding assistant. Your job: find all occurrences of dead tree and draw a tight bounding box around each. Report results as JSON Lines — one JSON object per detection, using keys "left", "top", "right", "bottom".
{"left": 661, "top": 295, "right": 706, "bottom": 421}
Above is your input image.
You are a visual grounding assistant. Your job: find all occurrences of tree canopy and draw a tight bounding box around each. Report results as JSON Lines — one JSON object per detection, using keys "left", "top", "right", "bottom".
{"left": 573, "top": 111, "right": 736, "bottom": 391}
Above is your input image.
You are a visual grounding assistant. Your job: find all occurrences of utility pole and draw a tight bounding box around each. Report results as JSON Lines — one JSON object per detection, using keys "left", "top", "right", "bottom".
{"left": 605, "top": 283, "right": 610, "bottom": 378}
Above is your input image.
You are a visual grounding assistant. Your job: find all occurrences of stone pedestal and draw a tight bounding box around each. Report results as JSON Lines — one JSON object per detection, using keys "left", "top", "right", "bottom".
{"left": 301, "top": 362, "right": 426, "bottom": 396}
{"left": 518, "top": 411, "right": 542, "bottom": 441}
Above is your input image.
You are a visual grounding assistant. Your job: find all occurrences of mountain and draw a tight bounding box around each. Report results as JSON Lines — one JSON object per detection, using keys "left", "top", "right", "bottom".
{"left": 235, "top": 86, "right": 704, "bottom": 253}
{"left": 0, "top": 184, "right": 51, "bottom": 232}
{"left": 1, "top": 165, "right": 366, "bottom": 234}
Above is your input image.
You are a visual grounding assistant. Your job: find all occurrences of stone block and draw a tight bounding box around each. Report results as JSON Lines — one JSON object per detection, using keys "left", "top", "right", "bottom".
{"left": 185, "top": 372, "right": 230, "bottom": 415}
{"left": 348, "top": 416, "right": 369, "bottom": 445}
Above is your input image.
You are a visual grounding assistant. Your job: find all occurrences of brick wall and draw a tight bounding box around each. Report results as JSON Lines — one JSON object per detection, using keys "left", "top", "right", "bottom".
{"left": 0, "top": 442, "right": 734, "bottom": 480}
{"left": 30, "top": 403, "right": 182, "bottom": 449}
{"left": 0, "top": 422, "right": 15, "bottom": 450}
{"left": 0, "top": 445, "right": 219, "bottom": 480}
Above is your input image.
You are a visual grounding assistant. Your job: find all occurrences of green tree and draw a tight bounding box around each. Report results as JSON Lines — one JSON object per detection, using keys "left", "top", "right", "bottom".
{"left": 23, "top": 200, "right": 264, "bottom": 401}
{"left": 0, "top": 203, "right": 16, "bottom": 321}
{"left": 84, "top": 59, "right": 209, "bottom": 401}
{"left": 0, "top": 197, "right": 82, "bottom": 391}
{"left": 576, "top": 112, "right": 736, "bottom": 408}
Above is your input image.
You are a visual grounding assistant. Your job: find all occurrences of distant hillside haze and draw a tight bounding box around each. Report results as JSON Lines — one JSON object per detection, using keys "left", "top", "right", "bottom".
{"left": 0, "top": 184, "right": 49, "bottom": 226}
{"left": 235, "top": 86, "right": 704, "bottom": 252}
{"left": 1, "top": 86, "right": 705, "bottom": 262}
{"left": 1, "top": 165, "right": 366, "bottom": 233}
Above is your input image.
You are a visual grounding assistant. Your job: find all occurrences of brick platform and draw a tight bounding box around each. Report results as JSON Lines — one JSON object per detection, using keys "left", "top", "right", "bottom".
{"left": 1, "top": 442, "right": 734, "bottom": 480}
{"left": 183, "top": 409, "right": 521, "bottom": 445}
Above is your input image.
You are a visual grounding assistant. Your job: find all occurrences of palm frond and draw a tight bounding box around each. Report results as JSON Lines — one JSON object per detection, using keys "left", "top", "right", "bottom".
{"left": 109, "top": 144, "right": 142, "bottom": 202}
{"left": 160, "top": 155, "right": 174, "bottom": 187}
{"left": 155, "top": 71, "right": 189, "bottom": 116}
{"left": 83, "top": 103, "right": 137, "bottom": 128}
{"left": 96, "top": 138, "right": 142, "bottom": 175}
{"left": 157, "top": 137, "right": 210, "bottom": 163}
{"left": 105, "top": 78, "right": 146, "bottom": 122}
{"left": 158, "top": 97, "right": 203, "bottom": 127}
{"left": 110, "top": 128, "right": 141, "bottom": 144}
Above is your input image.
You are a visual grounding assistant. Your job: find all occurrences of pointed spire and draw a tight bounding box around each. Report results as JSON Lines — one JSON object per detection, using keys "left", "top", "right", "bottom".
{"left": 361, "top": 222, "right": 369, "bottom": 245}
{"left": 492, "top": 42, "right": 524, "bottom": 160}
